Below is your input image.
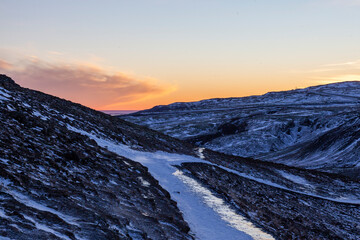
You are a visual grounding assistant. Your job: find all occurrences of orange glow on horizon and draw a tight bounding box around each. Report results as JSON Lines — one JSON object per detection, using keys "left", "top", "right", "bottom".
{"left": 0, "top": 56, "right": 358, "bottom": 111}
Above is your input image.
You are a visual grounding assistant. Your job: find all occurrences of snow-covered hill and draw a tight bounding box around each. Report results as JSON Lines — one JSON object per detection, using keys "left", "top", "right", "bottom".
{"left": 1, "top": 75, "right": 360, "bottom": 239}
{"left": 122, "top": 81, "right": 360, "bottom": 177}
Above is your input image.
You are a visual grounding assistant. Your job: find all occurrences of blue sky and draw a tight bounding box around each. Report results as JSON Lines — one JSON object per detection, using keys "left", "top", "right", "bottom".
{"left": 1, "top": 0, "right": 360, "bottom": 109}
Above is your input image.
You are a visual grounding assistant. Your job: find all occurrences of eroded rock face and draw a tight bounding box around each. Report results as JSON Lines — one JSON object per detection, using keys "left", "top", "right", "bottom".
{"left": 0, "top": 75, "right": 192, "bottom": 240}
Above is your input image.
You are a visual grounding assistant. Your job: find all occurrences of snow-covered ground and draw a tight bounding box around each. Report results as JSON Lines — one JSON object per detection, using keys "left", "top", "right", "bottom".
{"left": 214, "top": 164, "right": 360, "bottom": 205}
{"left": 68, "top": 126, "right": 274, "bottom": 240}
{"left": 68, "top": 124, "right": 360, "bottom": 240}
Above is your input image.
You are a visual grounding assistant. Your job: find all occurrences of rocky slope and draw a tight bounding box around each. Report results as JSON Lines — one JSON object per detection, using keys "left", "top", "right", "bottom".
{"left": 179, "top": 162, "right": 360, "bottom": 240}
{"left": 0, "top": 75, "right": 192, "bottom": 239}
{"left": 122, "top": 81, "right": 360, "bottom": 177}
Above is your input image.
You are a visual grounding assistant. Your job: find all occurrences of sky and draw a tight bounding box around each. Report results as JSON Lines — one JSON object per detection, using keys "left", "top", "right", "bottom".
{"left": 1, "top": 0, "right": 360, "bottom": 110}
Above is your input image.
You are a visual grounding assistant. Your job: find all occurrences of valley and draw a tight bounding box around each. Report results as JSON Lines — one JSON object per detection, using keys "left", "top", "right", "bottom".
{"left": 1, "top": 75, "right": 359, "bottom": 239}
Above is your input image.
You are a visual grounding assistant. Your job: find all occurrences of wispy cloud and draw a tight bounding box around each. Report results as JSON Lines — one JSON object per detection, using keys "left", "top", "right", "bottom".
{"left": 0, "top": 58, "right": 175, "bottom": 109}
{"left": 328, "top": 74, "right": 360, "bottom": 81}
{"left": 322, "top": 60, "right": 360, "bottom": 67}
{"left": 308, "top": 60, "right": 360, "bottom": 73}
{"left": 313, "top": 75, "right": 360, "bottom": 84}
{"left": 0, "top": 59, "right": 13, "bottom": 70}
{"left": 47, "top": 51, "right": 64, "bottom": 56}
{"left": 289, "top": 59, "right": 360, "bottom": 74}
{"left": 309, "top": 59, "right": 360, "bottom": 85}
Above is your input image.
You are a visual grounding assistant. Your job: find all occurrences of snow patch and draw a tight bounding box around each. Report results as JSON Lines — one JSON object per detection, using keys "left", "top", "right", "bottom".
{"left": 277, "top": 171, "right": 310, "bottom": 186}
{"left": 0, "top": 237, "right": 11, "bottom": 240}
{"left": 62, "top": 115, "right": 76, "bottom": 121}
{"left": 174, "top": 170, "right": 274, "bottom": 240}
{"left": 8, "top": 191, "right": 79, "bottom": 227}
{"left": 0, "top": 209, "right": 10, "bottom": 220}
{"left": 125, "top": 224, "right": 144, "bottom": 240}
{"left": 196, "top": 147, "right": 205, "bottom": 159}
{"left": 23, "top": 103, "right": 31, "bottom": 108}
{"left": 137, "top": 177, "right": 150, "bottom": 187}
{"left": 0, "top": 177, "right": 11, "bottom": 187}
{"left": 0, "top": 158, "right": 9, "bottom": 165}
{"left": 23, "top": 215, "right": 72, "bottom": 240}
{"left": 33, "top": 110, "right": 49, "bottom": 120}
{"left": 0, "top": 88, "right": 11, "bottom": 101}
{"left": 7, "top": 105, "right": 15, "bottom": 111}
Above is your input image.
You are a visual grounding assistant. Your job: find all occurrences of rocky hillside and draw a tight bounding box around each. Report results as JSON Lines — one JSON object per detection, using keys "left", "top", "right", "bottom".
{"left": 0, "top": 75, "right": 192, "bottom": 239}
{"left": 122, "top": 81, "right": 360, "bottom": 177}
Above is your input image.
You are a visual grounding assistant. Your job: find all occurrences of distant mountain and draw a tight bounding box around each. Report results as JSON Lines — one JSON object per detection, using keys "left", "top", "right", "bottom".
{"left": 122, "top": 81, "right": 360, "bottom": 177}
{"left": 1, "top": 75, "right": 360, "bottom": 240}
{"left": 100, "top": 110, "right": 138, "bottom": 116}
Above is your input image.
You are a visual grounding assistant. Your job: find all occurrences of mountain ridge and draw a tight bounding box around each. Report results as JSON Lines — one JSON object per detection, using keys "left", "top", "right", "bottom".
{"left": 122, "top": 81, "right": 360, "bottom": 178}
{"left": 138, "top": 81, "right": 360, "bottom": 113}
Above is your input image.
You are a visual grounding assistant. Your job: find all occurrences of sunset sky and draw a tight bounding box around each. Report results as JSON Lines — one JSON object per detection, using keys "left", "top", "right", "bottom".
{"left": 1, "top": 0, "right": 360, "bottom": 110}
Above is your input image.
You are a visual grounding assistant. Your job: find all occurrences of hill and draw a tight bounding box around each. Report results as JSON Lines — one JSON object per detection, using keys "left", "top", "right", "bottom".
{"left": 123, "top": 81, "right": 360, "bottom": 177}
